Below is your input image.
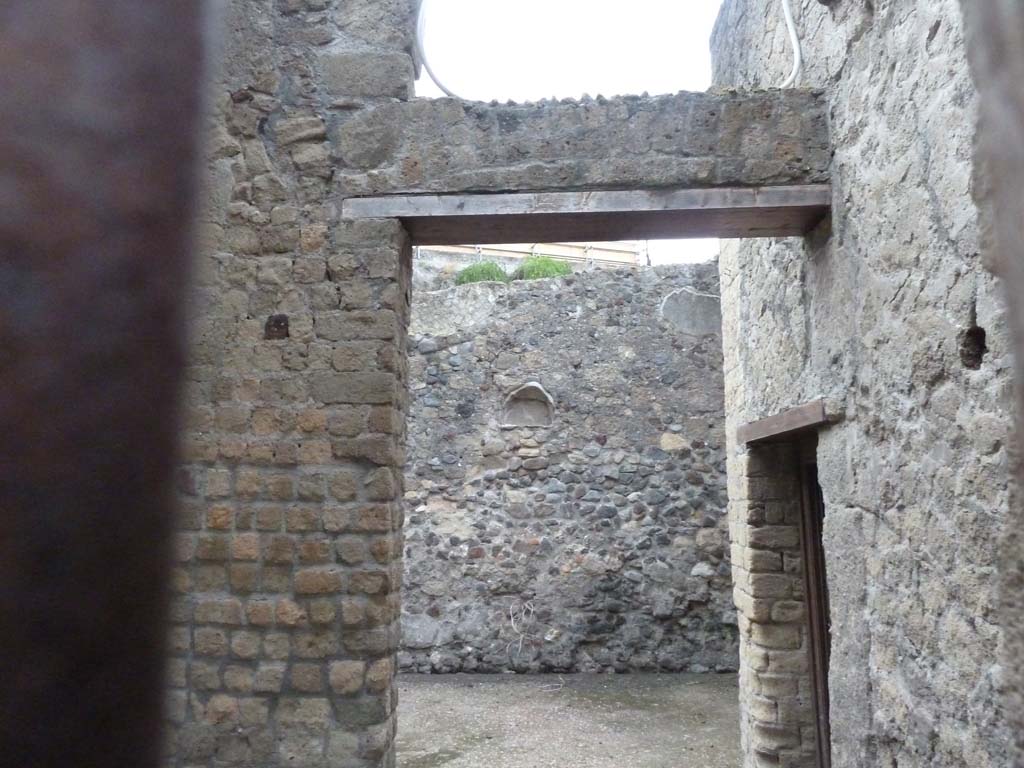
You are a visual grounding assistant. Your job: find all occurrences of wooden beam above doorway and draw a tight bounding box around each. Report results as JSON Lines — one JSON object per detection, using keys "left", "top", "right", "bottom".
{"left": 736, "top": 399, "right": 835, "bottom": 446}
{"left": 341, "top": 185, "right": 831, "bottom": 246}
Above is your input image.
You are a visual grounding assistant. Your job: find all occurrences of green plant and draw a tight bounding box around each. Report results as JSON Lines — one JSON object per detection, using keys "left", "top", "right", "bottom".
{"left": 454, "top": 261, "right": 509, "bottom": 285}
{"left": 510, "top": 255, "right": 573, "bottom": 281}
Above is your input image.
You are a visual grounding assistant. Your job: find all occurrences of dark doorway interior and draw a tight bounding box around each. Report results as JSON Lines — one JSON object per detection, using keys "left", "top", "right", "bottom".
{"left": 798, "top": 438, "right": 831, "bottom": 768}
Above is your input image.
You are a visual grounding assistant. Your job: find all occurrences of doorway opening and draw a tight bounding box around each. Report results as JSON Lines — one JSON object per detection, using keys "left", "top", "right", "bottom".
{"left": 398, "top": 240, "right": 739, "bottom": 767}
{"left": 734, "top": 417, "right": 833, "bottom": 768}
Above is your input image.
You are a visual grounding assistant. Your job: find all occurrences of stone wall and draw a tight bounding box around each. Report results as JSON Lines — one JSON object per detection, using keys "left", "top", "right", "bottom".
{"left": 173, "top": 0, "right": 831, "bottom": 764}
{"left": 336, "top": 90, "right": 830, "bottom": 196}
{"left": 711, "top": 1, "right": 1012, "bottom": 767}
{"left": 400, "top": 264, "right": 736, "bottom": 673}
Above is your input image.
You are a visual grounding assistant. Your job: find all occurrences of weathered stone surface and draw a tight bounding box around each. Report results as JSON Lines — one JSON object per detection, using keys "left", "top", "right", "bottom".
{"left": 333, "top": 0, "right": 416, "bottom": 50}
{"left": 712, "top": 1, "right": 1012, "bottom": 766}
{"left": 401, "top": 263, "right": 735, "bottom": 673}
{"left": 334, "top": 90, "right": 830, "bottom": 196}
{"left": 319, "top": 49, "right": 413, "bottom": 100}
{"left": 274, "top": 115, "right": 327, "bottom": 146}
{"left": 310, "top": 372, "right": 397, "bottom": 404}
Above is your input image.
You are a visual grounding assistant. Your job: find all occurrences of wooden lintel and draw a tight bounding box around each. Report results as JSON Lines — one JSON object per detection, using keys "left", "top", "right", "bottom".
{"left": 341, "top": 185, "right": 831, "bottom": 245}
{"left": 737, "top": 400, "right": 832, "bottom": 446}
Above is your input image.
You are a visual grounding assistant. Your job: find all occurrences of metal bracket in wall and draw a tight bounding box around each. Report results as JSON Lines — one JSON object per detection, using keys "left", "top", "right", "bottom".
{"left": 736, "top": 399, "right": 839, "bottom": 445}
{"left": 342, "top": 185, "right": 831, "bottom": 245}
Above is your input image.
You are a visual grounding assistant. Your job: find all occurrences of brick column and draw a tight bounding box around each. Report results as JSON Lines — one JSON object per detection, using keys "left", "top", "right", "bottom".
{"left": 729, "top": 446, "right": 818, "bottom": 768}
{"left": 167, "top": 0, "right": 417, "bottom": 765}
{"left": 169, "top": 220, "right": 411, "bottom": 768}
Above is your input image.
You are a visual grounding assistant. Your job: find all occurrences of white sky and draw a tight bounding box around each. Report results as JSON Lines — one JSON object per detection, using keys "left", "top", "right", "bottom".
{"left": 415, "top": 0, "right": 725, "bottom": 265}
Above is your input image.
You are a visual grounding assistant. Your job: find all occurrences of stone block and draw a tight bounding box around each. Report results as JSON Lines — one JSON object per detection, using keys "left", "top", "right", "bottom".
{"left": 265, "top": 535, "right": 296, "bottom": 564}
{"left": 751, "top": 723, "right": 801, "bottom": 752}
{"left": 349, "top": 569, "right": 391, "bottom": 595}
{"left": 349, "top": 504, "right": 398, "bottom": 533}
{"left": 748, "top": 526, "right": 800, "bottom": 550}
{"left": 292, "top": 142, "right": 332, "bottom": 177}
{"left": 333, "top": 0, "right": 416, "bottom": 49}
{"left": 770, "top": 600, "right": 805, "bottom": 623}
{"left": 333, "top": 435, "right": 402, "bottom": 466}
{"left": 310, "top": 599, "right": 337, "bottom": 625}
{"left": 294, "top": 630, "right": 342, "bottom": 658}
{"left": 275, "top": 115, "right": 327, "bottom": 146}
{"left": 254, "top": 663, "right": 287, "bottom": 694}
{"left": 748, "top": 573, "right": 795, "bottom": 599}
{"left": 364, "top": 467, "right": 397, "bottom": 500}
{"left": 310, "top": 372, "right": 397, "bottom": 404}
{"left": 319, "top": 50, "right": 414, "bottom": 99}
{"left": 365, "top": 658, "right": 394, "bottom": 693}
{"left": 338, "top": 537, "right": 368, "bottom": 565}
{"left": 277, "top": 697, "right": 333, "bottom": 727}
{"left": 277, "top": 598, "right": 308, "bottom": 626}
{"left": 290, "top": 663, "right": 325, "bottom": 693}
{"left": 329, "top": 660, "right": 366, "bottom": 695}
{"left": 195, "top": 597, "right": 243, "bottom": 625}
{"left": 751, "top": 623, "right": 802, "bottom": 650}
{"left": 747, "top": 548, "right": 783, "bottom": 572}
{"left": 298, "top": 537, "right": 333, "bottom": 564}
{"left": 246, "top": 599, "right": 275, "bottom": 627}
{"left": 230, "top": 631, "right": 261, "bottom": 659}
{"left": 230, "top": 563, "right": 259, "bottom": 593}
{"left": 238, "top": 697, "right": 270, "bottom": 727}
{"left": 223, "top": 665, "right": 254, "bottom": 693}
{"left": 194, "top": 628, "right": 228, "bottom": 656}
{"left": 316, "top": 310, "right": 399, "bottom": 342}
{"left": 748, "top": 693, "right": 779, "bottom": 723}
{"left": 295, "top": 568, "right": 345, "bottom": 595}
{"left": 767, "top": 650, "right": 809, "bottom": 674}
{"left": 230, "top": 536, "right": 260, "bottom": 561}
{"left": 196, "top": 535, "right": 230, "bottom": 562}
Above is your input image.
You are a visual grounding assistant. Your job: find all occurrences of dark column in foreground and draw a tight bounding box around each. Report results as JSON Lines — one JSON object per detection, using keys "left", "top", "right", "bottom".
{"left": 961, "top": 1, "right": 1024, "bottom": 762}
{"left": 0, "top": 3, "right": 206, "bottom": 766}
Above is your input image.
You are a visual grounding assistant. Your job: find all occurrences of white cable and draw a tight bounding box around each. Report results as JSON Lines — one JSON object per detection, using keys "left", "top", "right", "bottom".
{"left": 779, "top": 0, "right": 803, "bottom": 88}
{"left": 415, "top": 0, "right": 464, "bottom": 99}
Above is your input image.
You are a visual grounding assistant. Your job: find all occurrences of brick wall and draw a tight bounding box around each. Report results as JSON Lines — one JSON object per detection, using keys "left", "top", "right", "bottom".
{"left": 167, "top": 1, "right": 417, "bottom": 765}
{"left": 170, "top": 222, "right": 410, "bottom": 767}
{"left": 729, "top": 445, "right": 817, "bottom": 767}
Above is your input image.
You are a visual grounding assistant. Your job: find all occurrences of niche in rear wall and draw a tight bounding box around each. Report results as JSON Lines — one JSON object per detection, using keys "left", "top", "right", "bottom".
{"left": 501, "top": 382, "right": 554, "bottom": 428}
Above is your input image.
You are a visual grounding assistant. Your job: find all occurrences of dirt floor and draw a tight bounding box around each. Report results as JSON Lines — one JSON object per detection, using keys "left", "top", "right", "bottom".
{"left": 396, "top": 673, "right": 741, "bottom": 768}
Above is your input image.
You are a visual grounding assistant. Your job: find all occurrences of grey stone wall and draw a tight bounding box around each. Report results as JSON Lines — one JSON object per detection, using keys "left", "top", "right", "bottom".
{"left": 401, "top": 265, "right": 737, "bottom": 673}
{"left": 712, "top": 1, "right": 1012, "bottom": 767}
